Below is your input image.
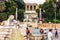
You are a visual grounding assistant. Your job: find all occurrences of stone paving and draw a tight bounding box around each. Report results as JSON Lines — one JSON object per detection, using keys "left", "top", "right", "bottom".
{"left": 29, "top": 29, "right": 60, "bottom": 40}
{"left": 53, "top": 29, "right": 60, "bottom": 40}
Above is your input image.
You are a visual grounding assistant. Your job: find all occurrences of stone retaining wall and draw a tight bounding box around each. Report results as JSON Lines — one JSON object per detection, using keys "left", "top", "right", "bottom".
{"left": 38, "top": 23, "right": 60, "bottom": 29}
{"left": 20, "top": 22, "right": 60, "bottom": 29}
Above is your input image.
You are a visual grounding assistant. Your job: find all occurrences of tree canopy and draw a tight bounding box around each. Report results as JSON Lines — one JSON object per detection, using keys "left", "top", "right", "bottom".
{"left": 0, "top": 0, "right": 25, "bottom": 21}
{"left": 36, "top": 0, "right": 60, "bottom": 23}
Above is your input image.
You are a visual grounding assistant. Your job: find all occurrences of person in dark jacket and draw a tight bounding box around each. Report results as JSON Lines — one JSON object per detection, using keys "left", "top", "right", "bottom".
{"left": 55, "top": 29, "right": 58, "bottom": 38}
{"left": 40, "top": 29, "right": 44, "bottom": 34}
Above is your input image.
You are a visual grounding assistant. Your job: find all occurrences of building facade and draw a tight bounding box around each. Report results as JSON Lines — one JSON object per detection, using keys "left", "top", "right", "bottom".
{"left": 24, "top": 3, "right": 38, "bottom": 22}
{"left": 23, "top": 3, "right": 38, "bottom": 23}
{"left": 23, "top": 0, "right": 46, "bottom": 23}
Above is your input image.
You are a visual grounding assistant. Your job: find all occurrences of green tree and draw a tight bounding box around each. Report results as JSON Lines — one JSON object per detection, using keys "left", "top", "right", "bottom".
{"left": 0, "top": 2, "right": 6, "bottom": 12}
{"left": 14, "top": 0, "right": 25, "bottom": 9}
{"left": 14, "top": 0, "right": 25, "bottom": 21}
{"left": 0, "top": 13, "right": 8, "bottom": 21}
{"left": 57, "top": 9, "right": 60, "bottom": 19}
{"left": 41, "top": 1, "right": 56, "bottom": 22}
{"left": 18, "top": 9, "right": 24, "bottom": 21}
{"left": 56, "top": 1, "right": 60, "bottom": 20}
{"left": 7, "top": 0, "right": 17, "bottom": 15}
{"left": 0, "top": 0, "right": 25, "bottom": 21}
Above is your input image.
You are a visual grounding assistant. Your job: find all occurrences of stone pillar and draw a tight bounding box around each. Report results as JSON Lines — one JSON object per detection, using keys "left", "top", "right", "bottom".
{"left": 29, "top": 5, "right": 30, "bottom": 11}
{"left": 25, "top": 4, "right": 27, "bottom": 11}
{"left": 32, "top": 5, "right": 34, "bottom": 11}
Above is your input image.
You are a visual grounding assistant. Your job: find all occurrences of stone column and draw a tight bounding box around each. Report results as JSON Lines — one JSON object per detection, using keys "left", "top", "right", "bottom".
{"left": 29, "top": 5, "right": 30, "bottom": 11}
{"left": 32, "top": 5, "right": 34, "bottom": 11}
{"left": 25, "top": 4, "right": 27, "bottom": 11}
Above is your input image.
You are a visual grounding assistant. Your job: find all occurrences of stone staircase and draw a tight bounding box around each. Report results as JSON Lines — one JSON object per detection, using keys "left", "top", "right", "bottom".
{"left": 0, "top": 29, "right": 12, "bottom": 40}
{"left": 0, "top": 28, "right": 12, "bottom": 40}
{"left": 11, "top": 29, "right": 24, "bottom": 40}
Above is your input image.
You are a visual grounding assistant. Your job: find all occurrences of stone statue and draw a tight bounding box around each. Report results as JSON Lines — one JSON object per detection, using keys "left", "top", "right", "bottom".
{"left": 1, "top": 15, "right": 19, "bottom": 26}
{"left": 1, "top": 15, "right": 24, "bottom": 40}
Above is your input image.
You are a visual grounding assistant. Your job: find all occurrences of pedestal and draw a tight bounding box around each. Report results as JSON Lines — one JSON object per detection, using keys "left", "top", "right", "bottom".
{"left": 39, "top": 21, "right": 42, "bottom": 23}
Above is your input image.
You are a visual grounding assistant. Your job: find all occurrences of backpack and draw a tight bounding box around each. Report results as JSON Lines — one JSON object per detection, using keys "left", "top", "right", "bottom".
{"left": 26, "top": 29, "right": 30, "bottom": 34}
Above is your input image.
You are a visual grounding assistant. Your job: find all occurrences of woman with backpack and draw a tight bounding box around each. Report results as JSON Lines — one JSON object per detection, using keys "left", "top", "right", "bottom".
{"left": 26, "top": 28, "right": 30, "bottom": 40}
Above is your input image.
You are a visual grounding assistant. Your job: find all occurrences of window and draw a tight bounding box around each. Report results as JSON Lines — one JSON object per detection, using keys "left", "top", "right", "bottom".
{"left": 30, "top": 6, "right": 32, "bottom": 10}
{"left": 27, "top": 5, "right": 29, "bottom": 10}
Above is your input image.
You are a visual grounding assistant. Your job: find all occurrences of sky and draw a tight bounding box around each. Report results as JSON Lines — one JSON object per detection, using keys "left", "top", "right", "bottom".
{"left": 23, "top": 0, "right": 46, "bottom": 5}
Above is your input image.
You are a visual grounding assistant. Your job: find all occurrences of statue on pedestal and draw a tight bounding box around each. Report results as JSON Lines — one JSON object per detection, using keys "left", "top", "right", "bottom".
{"left": 1, "top": 15, "right": 19, "bottom": 26}
{"left": 1, "top": 15, "right": 24, "bottom": 40}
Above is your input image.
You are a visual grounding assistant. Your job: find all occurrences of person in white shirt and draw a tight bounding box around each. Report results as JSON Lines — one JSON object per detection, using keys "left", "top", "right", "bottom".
{"left": 44, "top": 29, "right": 48, "bottom": 34}
{"left": 47, "top": 29, "right": 53, "bottom": 40}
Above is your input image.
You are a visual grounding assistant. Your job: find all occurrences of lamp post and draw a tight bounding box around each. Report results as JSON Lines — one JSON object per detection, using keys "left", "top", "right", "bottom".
{"left": 40, "top": 8, "right": 42, "bottom": 21}
{"left": 15, "top": 8, "right": 18, "bottom": 20}
{"left": 26, "top": 15, "right": 28, "bottom": 27}
{"left": 54, "top": 0, "right": 58, "bottom": 29}
{"left": 37, "top": 0, "right": 45, "bottom": 23}
{"left": 54, "top": 3, "right": 56, "bottom": 29}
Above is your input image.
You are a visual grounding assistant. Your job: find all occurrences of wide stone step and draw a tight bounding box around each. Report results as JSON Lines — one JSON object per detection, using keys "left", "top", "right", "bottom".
{"left": 0, "top": 37, "right": 4, "bottom": 40}
{"left": 0, "top": 38, "right": 4, "bottom": 40}
{"left": 0, "top": 29, "right": 12, "bottom": 32}
{"left": 0, "top": 26, "right": 16, "bottom": 29}
{"left": 0, "top": 32, "right": 12, "bottom": 35}
{"left": 0, "top": 35, "right": 6, "bottom": 37}
{"left": 0, "top": 33, "right": 12, "bottom": 40}
{"left": 0, "top": 30, "right": 12, "bottom": 40}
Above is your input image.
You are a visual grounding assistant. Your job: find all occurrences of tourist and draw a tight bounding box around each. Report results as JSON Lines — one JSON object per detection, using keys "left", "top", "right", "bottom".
{"left": 40, "top": 29, "right": 45, "bottom": 40}
{"left": 40, "top": 29, "right": 44, "bottom": 34}
{"left": 47, "top": 29, "right": 53, "bottom": 40}
{"left": 41, "top": 29, "right": 48, "bottom": 40}
{"left": 26, "top": 28, "right": 30, "bottom": 35}
{"left": 55, "top": 29, "right": 58, "bottom": 38}
{"left": 44, "top": 29, "right": 48, "bottom": 34}
{"left": 26, "top": 28, "right": 30, "bottom": 40}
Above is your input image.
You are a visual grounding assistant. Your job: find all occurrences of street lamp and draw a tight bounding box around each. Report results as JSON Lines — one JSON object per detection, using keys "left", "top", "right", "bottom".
{"left": 37, "top": 0, "right": 45, "bottom": 23}
{"left": 26, "top": 15, "right": 29, "bottom": 27}
{"left": 54, "top": 0, "right": 58, "bottom": 29}
{"left": 40, "top": 8, "right": 42, "bottom": 21}
{"left": 15, "top": 8, "right": 18, "bottom": 20}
